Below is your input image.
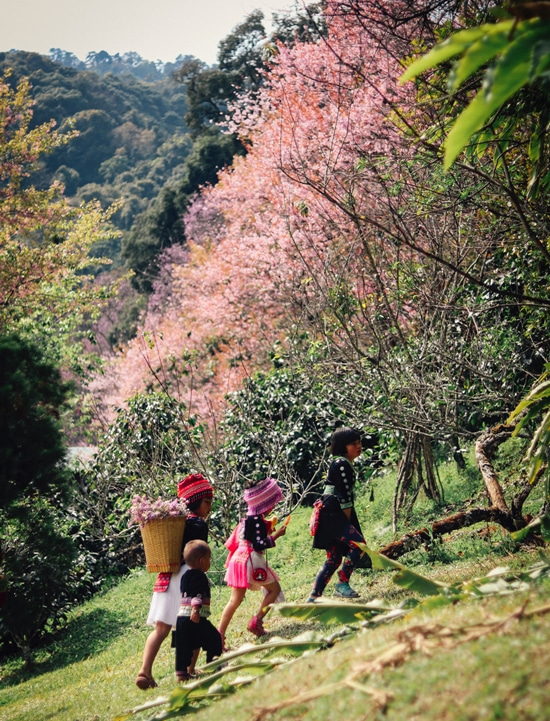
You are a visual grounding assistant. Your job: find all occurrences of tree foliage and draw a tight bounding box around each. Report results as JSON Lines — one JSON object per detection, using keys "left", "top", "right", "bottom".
{"left": 0, "top": 52, "right": 190, "bottom": 228}
{"left": 400, "top": 0, "right": 550, "bottom": 505}
{"left": 0, "top": 334, "right": 73, "bottom": 507}
{"left": 49, "top": 48, "right": 191, "bottom": 81}
{"left": 0, "top": 496, "right": 79, "bottom": 664}
{"left": 73, "top": 391, "right": 205, "bottom": 569}
{"left": 0, "top": 71, "right": 123, "bottom": 369}
{"left": 0, "top": 334, "right": 79, "bottom": 661}
{"left": 122, "top": 131, "right": 243, "bottom": 293}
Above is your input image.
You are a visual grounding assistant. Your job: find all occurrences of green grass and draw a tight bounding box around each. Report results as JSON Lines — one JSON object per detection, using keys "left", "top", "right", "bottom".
{"left": 2, "top": 445, "right": 549, "bottom": 721}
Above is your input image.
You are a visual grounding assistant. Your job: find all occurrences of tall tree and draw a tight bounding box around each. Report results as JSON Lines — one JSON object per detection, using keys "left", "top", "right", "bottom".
{"left": 103, "top": 0, "right": 549, "bottom": 531}
{"left": 0, "top": 72, "right": 121, "bottom": 370}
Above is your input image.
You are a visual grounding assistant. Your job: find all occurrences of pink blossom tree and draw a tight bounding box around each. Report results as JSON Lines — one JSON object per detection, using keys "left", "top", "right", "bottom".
{"left": 99, "top": 2, "right": 533, "bottom": 477}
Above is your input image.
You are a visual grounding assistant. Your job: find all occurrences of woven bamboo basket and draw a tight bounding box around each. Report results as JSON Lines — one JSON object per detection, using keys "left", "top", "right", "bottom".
{"left": 140, "top": 516, "right": 186, "bottom": 573}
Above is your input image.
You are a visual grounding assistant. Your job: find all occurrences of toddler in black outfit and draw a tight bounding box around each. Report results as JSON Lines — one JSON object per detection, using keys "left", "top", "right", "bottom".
{"left": 175, "top": 539, "right": 222, "bottom": 682}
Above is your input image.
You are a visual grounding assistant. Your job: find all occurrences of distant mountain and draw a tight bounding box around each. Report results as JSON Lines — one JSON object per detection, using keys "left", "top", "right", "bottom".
{"left": 48, "top": 48, "right": 198, "bottom": 82}
{"left": 0, "top": 50, "right": 192, "bottom": 244}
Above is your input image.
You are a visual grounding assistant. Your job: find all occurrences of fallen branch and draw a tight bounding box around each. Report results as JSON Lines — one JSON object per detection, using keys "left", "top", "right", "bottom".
{"left": 377, "top": 422, "right": 531, "bottom": 560}
{"left": 378, "top": 506, "right": 517, "bottom": 559}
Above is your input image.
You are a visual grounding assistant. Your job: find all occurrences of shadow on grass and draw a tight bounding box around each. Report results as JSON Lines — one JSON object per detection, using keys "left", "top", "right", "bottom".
{"left": 0, "top": 606, "right": 127, "bottom": 687}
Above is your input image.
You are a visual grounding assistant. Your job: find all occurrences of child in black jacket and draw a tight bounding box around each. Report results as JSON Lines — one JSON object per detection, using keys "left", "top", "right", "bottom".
{"left": 175, "top": 540, "right": 222, "bottom": 682}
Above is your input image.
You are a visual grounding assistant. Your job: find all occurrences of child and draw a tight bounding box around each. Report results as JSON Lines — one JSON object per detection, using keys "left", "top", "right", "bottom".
{"left": 136, "top": 473, "right": 214, "bottom": 690}
{"left": 218, "top": 477, "right": 287, "bottom": 645}
{"left": 175, "top": 540, "right": 222, "bottom": 683}
{"left": 307, "top": 427, "right": 369, "bottom": 601}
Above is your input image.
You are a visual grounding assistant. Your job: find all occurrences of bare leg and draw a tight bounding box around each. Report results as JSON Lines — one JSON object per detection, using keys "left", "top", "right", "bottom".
{"left": 137, "top": 621, "right": 171, "bottom": 684}
{"left": 256, "top": 581, "right": 281, "bottom": 621}
{"left": 187, "top": 648, "right": 200, "bottom": 675}
{"left": 218, "top": 586, "right": 247, "bottom": 639}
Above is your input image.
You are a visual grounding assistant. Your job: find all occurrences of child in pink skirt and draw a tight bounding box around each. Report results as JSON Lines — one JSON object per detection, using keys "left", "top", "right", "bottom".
{"left": 218, "top": 478, "right": 287, "bottom": 646}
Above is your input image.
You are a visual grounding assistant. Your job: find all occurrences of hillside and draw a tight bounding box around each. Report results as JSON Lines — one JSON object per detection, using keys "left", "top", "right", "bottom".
{"left": 0, "top": 51, "right": 191, "bottom": 241}
{"left": 1, "top": 503, "right": 549, "bottom": 721}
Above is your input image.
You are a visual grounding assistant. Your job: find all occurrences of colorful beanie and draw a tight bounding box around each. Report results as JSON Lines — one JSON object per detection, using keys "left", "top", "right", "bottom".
{"left": 244, "top": 477, "right": 282, "bottom": 516}
{"left": 177, "top": 473, "right": 213, "bottom": 505}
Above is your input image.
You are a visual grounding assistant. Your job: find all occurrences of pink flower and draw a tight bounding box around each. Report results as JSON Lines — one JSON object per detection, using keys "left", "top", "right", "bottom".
{"left": 128, "top": 494, "right": 189, "bottom": 527}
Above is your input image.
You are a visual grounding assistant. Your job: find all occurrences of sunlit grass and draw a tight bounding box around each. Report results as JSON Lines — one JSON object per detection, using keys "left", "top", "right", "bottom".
{"left": 1, "top": 441, "right": 549, "bottom": 721}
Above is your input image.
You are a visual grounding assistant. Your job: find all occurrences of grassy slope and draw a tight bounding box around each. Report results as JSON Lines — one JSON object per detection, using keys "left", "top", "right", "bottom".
{"left": 1, "top": 443, "right": 549, "bottom": 721}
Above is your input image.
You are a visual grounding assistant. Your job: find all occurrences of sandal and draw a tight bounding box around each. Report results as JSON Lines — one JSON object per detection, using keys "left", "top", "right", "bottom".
{"left": 247, "top": 615, "right": 267, "bottom": 637}
{"left": 135, "top": 672, "right": 158, "bottom": 690}
{"left": 333, "top": 581, "right": 359, "bottom": 598}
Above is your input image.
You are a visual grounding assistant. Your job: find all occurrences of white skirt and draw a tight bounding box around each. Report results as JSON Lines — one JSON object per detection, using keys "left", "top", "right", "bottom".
{"left": 146, "top": 564, "right": 188, "bottom": 627}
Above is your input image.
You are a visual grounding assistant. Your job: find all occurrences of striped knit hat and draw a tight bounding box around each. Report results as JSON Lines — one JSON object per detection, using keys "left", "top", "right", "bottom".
{"left": 177, "top": 473, "right": 213, "bottom": 505}
{"left": 244, "top": 477, "right": 282, "bottom": 516}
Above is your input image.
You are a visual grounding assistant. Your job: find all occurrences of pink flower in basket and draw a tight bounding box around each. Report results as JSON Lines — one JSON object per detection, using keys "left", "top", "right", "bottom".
{"left": 128, "top": 494, "right": 189, "bottom": 528}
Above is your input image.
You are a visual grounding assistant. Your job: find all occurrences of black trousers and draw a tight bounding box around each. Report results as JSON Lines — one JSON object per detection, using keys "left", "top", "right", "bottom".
{"left": 175, "top": 616, "right": 223, "bottom": 673}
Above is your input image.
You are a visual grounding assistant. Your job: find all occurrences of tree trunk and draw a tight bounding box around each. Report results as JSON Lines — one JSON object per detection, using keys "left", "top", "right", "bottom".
{"left": 474, "top": 424, "right": 513, "bottom": 512}
{"left": 422, "top": 434, "right": 443, "bottom": 503}
{"left": 392, "top": 434, "right": 417, "bottom": 530}
{"left": 376, "top": 423, "right": 530, "bottom": 562}
{"left": 392, "top": 431, "right": 442, "bottom": 531}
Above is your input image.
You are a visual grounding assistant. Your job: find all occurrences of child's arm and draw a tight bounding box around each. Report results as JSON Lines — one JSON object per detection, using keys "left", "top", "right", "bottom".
{"left": 182, "top": 569, "right": 207, "bottom": 622}
{"left": 272, "top": 524, "right": 287, "bottom": 541}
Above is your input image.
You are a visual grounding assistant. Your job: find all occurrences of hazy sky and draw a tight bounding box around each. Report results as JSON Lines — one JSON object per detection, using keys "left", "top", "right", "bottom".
{"left": 0, "top": 0, "right": 291, "bottom": 66}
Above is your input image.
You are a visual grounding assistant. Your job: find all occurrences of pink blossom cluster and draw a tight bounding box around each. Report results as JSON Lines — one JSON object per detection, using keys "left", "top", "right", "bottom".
{"left": 93, "top": 0, "right": 422, "bottom": 423}
{"left": 128, "top": 494, "right": 189, "bottom": 527}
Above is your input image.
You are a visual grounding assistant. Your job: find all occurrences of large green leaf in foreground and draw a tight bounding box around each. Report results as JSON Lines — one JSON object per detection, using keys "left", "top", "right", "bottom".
{"left": 400, "top": 16, "right": 550, "bottom": 168}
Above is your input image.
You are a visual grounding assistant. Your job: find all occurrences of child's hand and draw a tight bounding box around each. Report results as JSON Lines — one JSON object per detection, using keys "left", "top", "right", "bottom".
{"left": 274, "top": 525, "right": 287, "bottom": 540}
{"left": 190, "top": 608, "right": 200, "bottom": 624}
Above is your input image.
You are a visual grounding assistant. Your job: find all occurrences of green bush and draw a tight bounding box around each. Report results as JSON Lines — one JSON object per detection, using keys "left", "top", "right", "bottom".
{"left": 0, "top": 334, "right": 78, "bottom": 662}
{"left": 0, "top": 497, "right": 78, "bottom": 664}
{"left": 72, "top": 391, "right": 204, "bottom": 579}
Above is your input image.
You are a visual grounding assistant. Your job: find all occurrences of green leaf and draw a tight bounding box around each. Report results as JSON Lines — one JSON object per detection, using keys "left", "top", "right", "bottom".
{"left": 474, "top": 127, "right": 495, "bottom": 160}
{"left": 277, "top": 601, "right": 379, "bottom": 624}
{"left": 364, "top": 607, "right": 412, "bottom": 625}
{"left": 360, "top": 545, "right": 446, "bottom": 596}
{"left": 415, "top": 594, "right": 455, "bottom": 611}
{"left": 510, "top": 397, "right": 550, "bottom": 436}
{"left": 448, "top": 29, "right": 512, "bottom": 91}
{"left": 511, "top": 517, "right": 541, "bottom": 542}
{"left": 532, "top": 39, "right": 550, "bottom": 80}
{"left": 201, "top": 641, "right": 259, "bottom": 671}
{"left": 200, "top": 634, "right": 327, "bottom": 671}
{"left": 539, "top": 514, "right": 550, "bottom": 542}
{"left": 444, "top": 22, "right": 549, "bottom": 167}
{"left": 400, "top": 24, "right": 513, "bottom": 84}
{"left": 529, "top": 132, "right": 542, "bottom": 163}
{"left": 261, "top": 632, "right": 329, "bottom": 656}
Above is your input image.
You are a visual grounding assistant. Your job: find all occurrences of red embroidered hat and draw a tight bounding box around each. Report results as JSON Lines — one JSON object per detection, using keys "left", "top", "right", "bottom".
{"left": 244, "top": 477, "right": 282, "bottom": 516}
{"left": 177, "top": 473, "right": 213, "bottom": 504}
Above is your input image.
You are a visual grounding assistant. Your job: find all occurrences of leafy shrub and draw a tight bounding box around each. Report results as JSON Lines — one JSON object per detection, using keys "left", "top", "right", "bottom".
{"left": 0, "top": 334, "right": 79, "bottom": 662}
{"left": 0, "top": 497, "right": 78, "bottom": 664}
{"left": 72, "top": 391, "right": 204, "bottom": 580}
{"left": 0, "top": 334, "right": 73, "bottom": 508}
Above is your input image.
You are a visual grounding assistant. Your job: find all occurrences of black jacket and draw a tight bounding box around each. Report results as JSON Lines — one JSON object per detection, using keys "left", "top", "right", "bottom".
{"left": 312, "top": 456, "right": 363, "bottom": 550}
